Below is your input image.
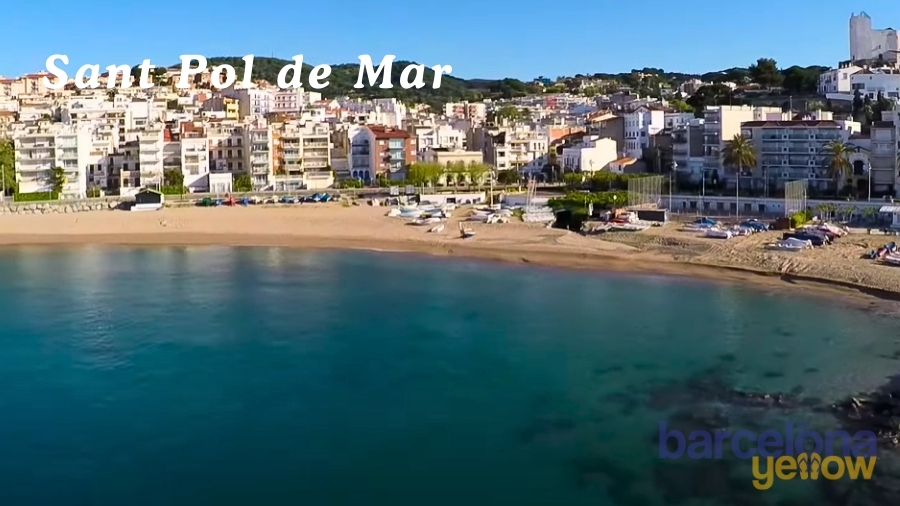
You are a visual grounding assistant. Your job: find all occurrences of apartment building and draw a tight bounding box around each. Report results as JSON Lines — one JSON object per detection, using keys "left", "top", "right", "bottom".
{"left": 272, "top": 120, "right": 332, "bottom": 190}
{"left": 0, "top": 72, "right": 56, "bottom": 98}
{"left": 850, "top": 69, "right": 900, "bottom": 99}
{"left": 444, "top": 102, "right": 487, "bottom": 122}
{"left": 348, "top": 125, "right": 372, "bottom": 182}
{"left": 245, "top": 121, "right": 273, "bottom": 188}
{"left": 484, "top": 128, "right": 548, "bottom": 171}
{"left": 13, "top": 123, "right": 91, "bottom": 197}
{"left": 623, "top": 106, "right": 665, "bottom": 158}
{"left": 559, "top": 136, "right": 618, "bottom": 173}
{"left": 366, "top": 126, "right": 416, "bottom": 180}
{"left": 410, "top": 123, "right": 466, "bottom": 154}
{"left": 180, "top": 133, "right": 210, "bottom": 191}
{"left": 224, "top": 88, "right": 274, "bottom": 118}
{"left": 739, "top": 115, "right": 859, "bottom": 193}
{"left": 671, "top": 119, "right": 705, "bottom": 182}
{"left": 702, "top": 105, "right": 782, "bottom": 185}
{"left": 206, "top": 121, "right": 246, "bottom": 174}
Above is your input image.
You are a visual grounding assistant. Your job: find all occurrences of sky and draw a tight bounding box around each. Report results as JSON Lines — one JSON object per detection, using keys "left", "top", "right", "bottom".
{"left": 4, "top": 1, "right": 896, "bottom": 80}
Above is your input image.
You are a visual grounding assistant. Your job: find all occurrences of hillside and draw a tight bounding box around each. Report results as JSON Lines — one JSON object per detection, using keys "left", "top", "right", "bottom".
{"left": 164, "top": 56, "right": 829, "bottom": 108}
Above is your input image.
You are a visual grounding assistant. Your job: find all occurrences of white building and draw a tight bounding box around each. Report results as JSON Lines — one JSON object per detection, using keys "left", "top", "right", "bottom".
{"left": 818, "top": 64, "right": 862, "bottom": 95}
{"left": 623, "top": 106, "right": 665, "bottom": 158}
{"left": 413, "top": 124, "right": 466, "bottom": 154}
{"left": 559, "top": 136, "right": 618, "bottom": 173}
{"left": 13, "top": 123, "right": 92, "bottom": 197}
{"left": 180, "top": 136, "right": 210, "bottom": 191}
{"left": 346, "top": 125, "right": 373, "bottom": 182}
{"left": 850, "top": 12, "right": 899, "bottom": 61}
{"left": 244, "top": 122, "right": 272, "bottom": 189}
{"left": 851, "top": 69, "right": 900, "bottom": 99}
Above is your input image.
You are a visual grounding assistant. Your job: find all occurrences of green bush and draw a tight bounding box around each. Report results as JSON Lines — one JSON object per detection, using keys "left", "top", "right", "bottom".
{"left": 86, "top": 187, "right": 101, "bottom": 198}
{"left": 14, "top": 191, "right": 57, "bottom": 202}
{"left": 161, "top": 186, "right": 186, "bottom": 195}
{"left": 790, "top": 209, "right": 813, "bottom": 228}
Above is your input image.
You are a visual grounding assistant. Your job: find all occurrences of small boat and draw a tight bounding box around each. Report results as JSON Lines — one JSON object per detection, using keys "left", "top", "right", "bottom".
{"left": 412, "top": 217, "right": 442, "bottom": 226}
{"left": 400, "top": 204, "right": 419, "bottom": 212}
{"left": 705, "top": 228, "right": 733, "bottom": 239}
{"left": 429, "top": 224, "right": 445, "bottom": 233}
{"left": 882, "top": 254, "right": 900, "bottom": 266}
{"left": 767, "top": 238, "right": 812, "bottom": 251}
{"left": 458, "top": 223, "right": 475, "bottom": 239}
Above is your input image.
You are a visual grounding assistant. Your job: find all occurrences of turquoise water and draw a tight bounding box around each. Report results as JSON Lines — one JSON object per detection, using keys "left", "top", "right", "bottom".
{"left": 0, "top": 246, "right": 899, "bottom": 505}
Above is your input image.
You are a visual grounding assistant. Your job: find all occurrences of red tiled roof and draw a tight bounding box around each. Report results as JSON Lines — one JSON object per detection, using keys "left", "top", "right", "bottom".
{"left": 368, "top": 125, "right": 410, "bottom": 139}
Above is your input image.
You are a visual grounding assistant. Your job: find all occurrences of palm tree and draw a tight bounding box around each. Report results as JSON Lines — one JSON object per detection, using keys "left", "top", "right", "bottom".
{"left": 722, "top": 134, "right": 755, "bottom": 216}
{"left": 822, "top": 140, "right": 854, "bottom": 197}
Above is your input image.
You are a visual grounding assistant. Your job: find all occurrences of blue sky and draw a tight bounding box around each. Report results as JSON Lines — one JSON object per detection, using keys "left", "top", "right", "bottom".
{"left": 4, "top": 1, "right": 895, "bottom": 80}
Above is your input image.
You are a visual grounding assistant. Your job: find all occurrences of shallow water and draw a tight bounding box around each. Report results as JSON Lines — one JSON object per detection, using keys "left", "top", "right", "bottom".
{"left": 0, "top": 246, "right": 898, "bottom": 505}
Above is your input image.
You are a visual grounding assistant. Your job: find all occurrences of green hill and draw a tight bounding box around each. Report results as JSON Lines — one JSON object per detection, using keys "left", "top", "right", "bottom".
{"left": 163, "top": 56, "right": 828, "bottom": 108}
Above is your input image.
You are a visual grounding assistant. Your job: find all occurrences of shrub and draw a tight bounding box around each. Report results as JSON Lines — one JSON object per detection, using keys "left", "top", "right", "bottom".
{"left": 14, "top": 191, "right": 57, "bottom": 202}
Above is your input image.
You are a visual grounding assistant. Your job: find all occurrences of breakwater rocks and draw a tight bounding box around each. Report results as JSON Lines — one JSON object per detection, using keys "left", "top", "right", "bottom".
{"left": 0, "top": 201, "right": 124, "bottom": 215}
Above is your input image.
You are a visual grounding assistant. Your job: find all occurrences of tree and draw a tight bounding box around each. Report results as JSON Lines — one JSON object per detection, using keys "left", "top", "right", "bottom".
{"left": 722, "top": 134, "right": 755, "bottom": 199}
{"left": 0, "top": 140, "right": 15, "bottom": 195}
{"left": 164, "top": 168, "right": 184, "bottom": 188}
{"left": 852, "top": 90, "right": 864, "bottom": 122}
{"left": 748, "top": 58, "right": 782, "bottom": 88}
{"left": 48, "top": 167, "right": 66, "bottom": 195}
{"left": 445, "top": 161, "right": 467, "bottom": 189}
{"left": 493, "top": 105, "right": 522, "bottom": 122}
{"left": 233, "top": 174, "right": 252, "bottom": 192}
{"left": 667, "top": 98, "right": 693, "bottom": 113}
{"left": 496, "top": 169, "right": 519, "bottom": 185}
{"left": 464, "top": 162, "right": 491, "bottom": 186}
{"left": 407, "top": 162, "right": 443, "bottom": 187}
{"left": 686, "top": 84, "right": 738, "bottom": 114}
{"left": 822, "top": 140, "right": 855, "bottom": 197}
{"left": 781, "top": 66, "right": 819, "bottom": 94}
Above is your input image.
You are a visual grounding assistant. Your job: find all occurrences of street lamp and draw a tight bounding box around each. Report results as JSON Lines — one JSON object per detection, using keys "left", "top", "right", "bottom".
{"left": 669, "top": 161, "right": 677, "bottom": 211}
{"left": 865, "top": 161, "right": 872, "bottom": 202}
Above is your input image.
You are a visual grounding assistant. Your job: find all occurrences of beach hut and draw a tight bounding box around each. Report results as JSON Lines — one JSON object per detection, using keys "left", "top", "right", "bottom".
{"left": 880, "top": 205, "right": 900, "bottom": 231}
{"left": 132, "top": 189, "right": 165, "bottom": 211}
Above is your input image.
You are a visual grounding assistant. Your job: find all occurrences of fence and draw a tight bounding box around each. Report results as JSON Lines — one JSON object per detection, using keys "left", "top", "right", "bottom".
{"left": 783, "top": 179, "right": 808, "bottom": 217}
{"left": 627, "top": 175, "right": 663, "bottom": 209}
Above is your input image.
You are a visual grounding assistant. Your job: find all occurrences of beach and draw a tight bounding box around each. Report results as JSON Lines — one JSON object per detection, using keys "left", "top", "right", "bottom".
{"left": 0, "top": 203, "right": 898, "bottom": 311}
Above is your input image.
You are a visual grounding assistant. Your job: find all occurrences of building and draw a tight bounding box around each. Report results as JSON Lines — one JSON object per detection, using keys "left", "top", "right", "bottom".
{"left": 623, "top": 106, "right": 665, "bottom": 158}
{"left": 13, "top": 123, "right": 91, "bottom": 197}
{"left": 739, "top": 115, "right": 859, "bottom": 194}
{"left": 850, "top": 12, "right": 899, "bottom": 62}
{"left": 818, "top": 63, "right": 862, "bottom": 95}
{"left": 180, "top": 135, "right": 210, "bottom": 192}
{"left": 560, "top": 136, "right": 618, "bottom": 173}
{"left": 671, "top": 119, "right": 706, "bottom": 183}
{"left": 347, "top": 125, "right": 372, "bottom": 182}
{"left": 850, "top": 69, "right": 900, "bottom": 99}
{"left": 367, "top": 125, "right": 416, "bottom": 180}
{"left": 244, "top": 121, "right": 272, "bottom": 189}
{"left": 484, "top": 128, "right": 549, "bottom": 171}
{"left": 420, "top": 148, "right": 483, "bottom": 167}
{"left": 272, "top": 120, "right": 331, "bottom": 190}
{"left": 702, "top": 105, "right": 782, "bottom": 186}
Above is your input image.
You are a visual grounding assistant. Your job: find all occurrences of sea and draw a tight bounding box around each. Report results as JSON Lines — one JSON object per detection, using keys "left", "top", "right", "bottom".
{"left": 0, "top": 245, "right": 898, "bottom": 505}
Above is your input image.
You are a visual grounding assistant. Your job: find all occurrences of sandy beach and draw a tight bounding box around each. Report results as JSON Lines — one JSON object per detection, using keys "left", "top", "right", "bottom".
{"left": 1, "top": 203, "right": 899, "bottom": 312}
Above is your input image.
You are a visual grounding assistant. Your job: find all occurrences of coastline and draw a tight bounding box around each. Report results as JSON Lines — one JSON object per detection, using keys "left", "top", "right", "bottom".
{"left": 0, "top": 205, "right": 898, "bottom": 313}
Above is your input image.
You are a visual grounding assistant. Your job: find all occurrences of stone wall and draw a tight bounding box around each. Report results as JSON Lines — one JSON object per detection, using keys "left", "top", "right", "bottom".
{"left": 0, "top": 200, "right": 125, "bottom": 215}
